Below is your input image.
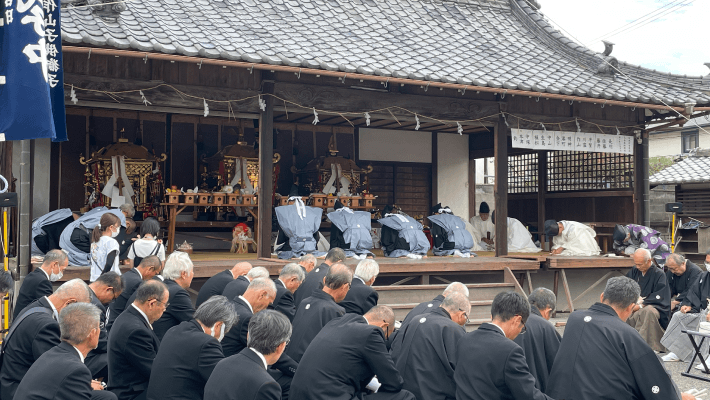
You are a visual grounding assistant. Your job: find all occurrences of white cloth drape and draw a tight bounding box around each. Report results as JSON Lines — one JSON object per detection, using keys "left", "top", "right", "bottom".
{"left": 552, "top": 220, "right": 601, "bottom": 256}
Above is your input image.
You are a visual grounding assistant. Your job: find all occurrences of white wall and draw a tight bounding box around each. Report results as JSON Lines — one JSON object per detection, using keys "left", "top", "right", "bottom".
{"left": 649, "top": 130, "right": 710, "bottom": 157}
{"left": 437, "top": 133, "right": 469, "bottom": 218}
{"left": 359, "top": 128, "right": 431, "bottom": 163}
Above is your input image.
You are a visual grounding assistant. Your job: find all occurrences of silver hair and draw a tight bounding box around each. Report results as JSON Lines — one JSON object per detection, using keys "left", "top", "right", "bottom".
{"left": 247, "top": 266, "right": 270, "bottom": 280}
{"left": 59, "top": 303, "right": 101, "bottom": 345}
{"left": 365, "top": 305, "right": 395, "bottom": 326}
{"left": 634, "top": 248, "right": 652, "bottom": 261}
{"left": 442, "top": 292, "right": 471, "bottom": 315}
{"left": 280, "top": 263, "right": 305, "bottom": 282}
{"left": 603, "top": 277, "right": 641, "bottom": 309}
{"left": 354, "top": 259, "right": 379, "bottom": 282}
{"left": 666, "top": 253, "right": 686, "bottom": 266}
{"left": 247, "top": 277, "right": 277, "bottom": 297}
{"left": 325, "top": 248, "right": 346, "bottom": 263}
{"left": 299, "top": 254, "right": 317, "bottom": 266}
{"left": 119, "top": 203, "right": 135, "bottom": 217}
{"left": 194, "top": 295, "right": 239, "bottom": 333}
{"left": 247, "top": 310, "right": 292, "bottom": 355}
{"left": 443, "top": 282, "right": 469, "bottom": 298}
{"left": 528, "top": 288, "right": 557, "bottom": 313}
{"left": 53, "top": 278, "right": 91, "bottom": 303}
{"left": 162, "top": 251, "right": 194, "bottom": 280}
{"left": 43, "top": 249, "right": 68, "bottom": 266}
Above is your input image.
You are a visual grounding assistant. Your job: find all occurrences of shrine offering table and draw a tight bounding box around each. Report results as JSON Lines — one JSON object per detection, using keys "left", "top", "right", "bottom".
{"left": 162, "top": 202, "right": 258, "bottom": 254}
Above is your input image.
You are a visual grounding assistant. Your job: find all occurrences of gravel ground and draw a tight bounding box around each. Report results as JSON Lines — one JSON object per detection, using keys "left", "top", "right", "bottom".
{"left": 550, "top": 316, "right": 710, "bottom": 394}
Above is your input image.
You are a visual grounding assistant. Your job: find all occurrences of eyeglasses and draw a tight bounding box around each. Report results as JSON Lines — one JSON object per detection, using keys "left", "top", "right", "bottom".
{"left": 154, "top": 299, "right": 170, "bottom": 309}
{"left": 109, "top": 288, "right": 119, "bottom": 302}
{"left": 459, "top": 309, "right": 469, "bottom": 321}
{"left": 517, "top": 315, "right": 527, "bottom": 334}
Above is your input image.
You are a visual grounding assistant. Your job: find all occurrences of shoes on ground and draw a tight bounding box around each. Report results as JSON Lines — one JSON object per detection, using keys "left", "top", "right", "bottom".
{"left": 662, "top": 352, "right": 680, "bottom": 362}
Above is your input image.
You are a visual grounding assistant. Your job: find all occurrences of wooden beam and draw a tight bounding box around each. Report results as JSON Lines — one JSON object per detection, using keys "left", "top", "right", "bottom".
{"left": 494, "top": 111, "right": 509, "bottom": 257}
{"left": 257, "top": 79, "right": 275, "bottom": 258}
{"left": 537, "top": 151, "right": 547, "bottom": 248}
{"left": 469, "top": 156, "right": 476, "bottom": 221}
{"left": 432, "top": 132, "right": 438, "bottom": 206}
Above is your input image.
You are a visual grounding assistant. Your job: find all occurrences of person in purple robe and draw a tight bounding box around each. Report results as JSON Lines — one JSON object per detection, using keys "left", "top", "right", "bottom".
{"left": 613, "top": 224, "right": 671, "bottom": 267}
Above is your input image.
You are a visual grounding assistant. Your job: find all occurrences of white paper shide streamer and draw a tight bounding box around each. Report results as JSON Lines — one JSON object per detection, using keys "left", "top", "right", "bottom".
{"left": 70, "top": 85, "right": 78, "bottom": 104}
{"left": 203, "top": 99, "right": 209, "bottom": 117}
{"left": 365, "top": 112, "right": 371, "bottom": 126}
{"left": 312, "top": 108, "right": 319, "bottom": 125}
{"left": 140, "top": 90, "right": 151, "bottom": 106}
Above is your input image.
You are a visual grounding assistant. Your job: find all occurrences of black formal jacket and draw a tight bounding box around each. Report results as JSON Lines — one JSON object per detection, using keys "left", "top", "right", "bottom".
{"left": 454, "top": 323, "right": 551, "bottom": 400}
{"left": 221, "top": 275, "right": 250, "bottom": 301}
{"left": 293, "top": 262, "right": 330, "bottom": 308}
{"left": 146, "top": 320, "right": 224, "bottom": 400}
{"left": 667, "top": 260, "right": 703, "bottom": 304}
{"left": 430, "top": 222, "right": 456, "bottom": 251}
{"left": 0, "top": 297, "right": 60, "bottom": 400}
{"left": 87, "top": 287, "right": 109, "bottom": 357}
{"left": 14, "top": 341, "right": 98, "bottom": 400}
{"left": 683, "top": 271, "right": 710, "bottom": 313}
{"left": 330, "top": 224, "right": 350, "bottom": 251}
{"left": 153, "top": 279, "right": 195, "bottom": 340}
{"left": 107, "top": 305, "right": 160, "bottom": 400}
{"left": 390, "top": 306, "right": 464, "bottom": 400}
{"left": 290, "top": 313, "right": 405, "bottom": 400}
{"left": 627, "top": 266, "right": 671, "bottom": 328}
{"left": 106, "top": 268, "right": 143, "bottom": 331}
{"left": 380, "top": 225, "right": 411, "bottom": 256}
{"left": 402, "top": 295, "right": 444, "bottom": 326}
{"left": 220, "top": 297, "right": 299, "bottom": 376}
{"left": 270, "top": 279, "right": 297, "bottom": 321}
{"left": 196, "top": 269, "right": 234, "bottom": 307}
{"left": 286, "top": 289, "right": 346, "bottom": 362}
{"left": 13, "top": 268, "right": 53, "bottom": 319}
{"left": 547, "top": 303, "right": 681, "bottom": 400}
{"left": 33, "top": 214, "right": 75, "bottom": 255}
{"left": 512, "top": 306, "right": 561, "bottom": 393}
{"left": 204, "top": 348, "right": 281, "bottom": 400}
{"left": 340, "top": 277, "right": 379, "bottom": 315}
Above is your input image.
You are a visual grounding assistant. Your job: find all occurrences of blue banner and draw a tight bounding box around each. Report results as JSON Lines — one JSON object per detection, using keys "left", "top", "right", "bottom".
{"left": 0, "top": 0, "right": 67, "bottom": 142}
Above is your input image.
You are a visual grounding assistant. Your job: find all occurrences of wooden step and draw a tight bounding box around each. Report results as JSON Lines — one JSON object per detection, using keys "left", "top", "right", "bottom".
{"left": 375, "top": 283, "right": 515, "bottom": 304}
{"left": 386, "top": 300, "right": 493, "bottom": 321}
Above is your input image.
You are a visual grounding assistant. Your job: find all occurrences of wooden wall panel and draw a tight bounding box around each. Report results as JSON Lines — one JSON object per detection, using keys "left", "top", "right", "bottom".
{"left": 171, "top": 122, "right": 195, "bottom": 189}
{"left": 61, "top": 115, "right": 88, "bottom": 210}
{"left": 294, "top": 130, "right": 314, "bottom": 170}
{"left": 274, "top": 129, "right": 294, "bottom": 196}
{"left": 368, "top": 164, "right": 394, "bottom": 212}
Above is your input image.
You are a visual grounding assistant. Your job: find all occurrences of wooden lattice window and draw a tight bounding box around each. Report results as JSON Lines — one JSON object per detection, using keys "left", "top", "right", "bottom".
{"left": 508, "top": 153, "right": 539, "bottom": 194}
{"left": 547, "top": 151, "right": 633, "bottom": 192}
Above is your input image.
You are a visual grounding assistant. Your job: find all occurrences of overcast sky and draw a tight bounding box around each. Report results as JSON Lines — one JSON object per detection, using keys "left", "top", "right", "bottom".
{"left": 538, "top": 0, "right": 709, "bottom": 76}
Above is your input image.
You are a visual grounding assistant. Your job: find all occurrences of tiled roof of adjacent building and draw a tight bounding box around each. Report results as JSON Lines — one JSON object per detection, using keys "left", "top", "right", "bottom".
{"left": 650, "top": 154, "right": 710, "bottom": 185}
{"left": 60, "top": 0, "right": 710, "bottom": 106}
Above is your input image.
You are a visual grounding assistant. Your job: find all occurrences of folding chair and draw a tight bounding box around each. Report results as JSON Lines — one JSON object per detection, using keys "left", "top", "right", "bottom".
{"left": 681, "top": 329, "right": 710, "bottom": 383}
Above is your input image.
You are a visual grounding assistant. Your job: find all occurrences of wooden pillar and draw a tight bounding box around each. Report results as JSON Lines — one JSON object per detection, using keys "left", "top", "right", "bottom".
{"left": 257, "top": 79, "right": 275, "bottom": 259}
{"left": 537, "top": 151, "right": 547, "bottom": 249}
{"left": 494, "top": 112, "right": 509, "bottom": 256}
{"left": 633, "top": 131, "right": 648, "bottom": 225}
{"left": 431, "top": 132, "right": 438, "bottom": 206}
{"left": 469, "top": 157, "right": 476, "bottom": 221}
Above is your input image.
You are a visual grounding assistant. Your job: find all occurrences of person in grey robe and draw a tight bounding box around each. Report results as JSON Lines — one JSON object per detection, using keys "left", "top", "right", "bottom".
{"left": 328, "top": 200, "right": 373, "bottom": 259}
{"left": 275, "top": 197, "right": 324, "bottom": 260}
{"left": 390, "top": 293, "right": 469, "bottom": 400}
{"left": 31, "top": 209, "right": 77, "bottom": 257}
{"left": 378, "top": 206, "right": 429, "bottom": 259}
{"left": 427, "top": 205, "right": 475, "bottom": 257}
{"left": 547, "top": 277, "right": 693, "bottom": 400}
{"left": 512, "top": 288, "right": 561, "bottom": 393}
{"left": 59, "top": 207, "right": 126, "bottom": 266}
{"left": 661, "top": 270, "right": 710, "bottom": 363}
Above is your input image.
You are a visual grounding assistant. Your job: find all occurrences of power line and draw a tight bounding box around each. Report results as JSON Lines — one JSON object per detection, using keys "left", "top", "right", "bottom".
{"left": 596, "top": 0, "right": 696, "bottom": 42}
{"left": 588, "top": 0, "right": 687, "bottom": 43}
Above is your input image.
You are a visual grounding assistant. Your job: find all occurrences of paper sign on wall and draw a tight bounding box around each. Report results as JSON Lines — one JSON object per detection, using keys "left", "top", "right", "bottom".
{"left": 512, "top": 129, "right": 633, "bottom": 155}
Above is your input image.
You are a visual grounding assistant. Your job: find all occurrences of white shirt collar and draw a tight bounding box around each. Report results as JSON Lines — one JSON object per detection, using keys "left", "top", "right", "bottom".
{"left": 44, "top": 296, "right": 59, "bottom": 320}
{"left": 355, "top": 276, "right": 366, "bottom": 285}
{"left": 39, "top": 267, "right": 50, "bottom": 280}
{"left": 134, "top": 268, "right": 143, "bottom": 279}
{"left": 131, "top": 303, "right": 153, "bottom": 329}
{"left": 489, "top": 322, "right": 506, "bottom": 337}
{"left": 156, "top": 275, "right": 164, "bottom": 281}
{"left": 278, "top": 278, "right": 287, "bottom": 288}
{"left": 238, "top": 295, "right": 254, "bottom": 313}
{"left": 71, "top": 344, "right": 85, "bottom": 363}
{"left": 250, "top": 348, "right": 268, "bottom": 369}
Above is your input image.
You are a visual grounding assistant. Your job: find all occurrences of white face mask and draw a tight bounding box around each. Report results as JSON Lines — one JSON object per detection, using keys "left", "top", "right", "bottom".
{"left": 111, "top": 226, "right": 120, "bottom": 238}
{"left": 49, "top": 264, "right": 63, "bottom": 282}
{"left": 705, "top": 262, "right": 710, "bottom": 270}
{"left": 211, "top": 324, "right": 225, "bottom": 342}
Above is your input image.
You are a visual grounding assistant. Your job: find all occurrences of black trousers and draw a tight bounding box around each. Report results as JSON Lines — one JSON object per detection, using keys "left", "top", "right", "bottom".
{"left": 268, "top": 369, "right": 292, "bottom": 400}
{"left": 364, "top": 390, "right": 416, "bottom": 400}
{"left": 85, "top": 352, "right": 108, "bottom": 380}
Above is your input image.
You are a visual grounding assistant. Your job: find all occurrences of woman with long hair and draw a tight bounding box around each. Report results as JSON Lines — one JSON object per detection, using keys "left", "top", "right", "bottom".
{"left": 89, "top": 212, "right": 121, "bottom": 282}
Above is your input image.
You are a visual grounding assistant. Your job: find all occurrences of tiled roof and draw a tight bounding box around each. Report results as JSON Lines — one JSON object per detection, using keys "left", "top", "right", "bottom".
{"left": 650, "top": 156, "right": 710, "bottom": 185}
{"left": 60, "top": 0, "right": 710, "bottom": 106}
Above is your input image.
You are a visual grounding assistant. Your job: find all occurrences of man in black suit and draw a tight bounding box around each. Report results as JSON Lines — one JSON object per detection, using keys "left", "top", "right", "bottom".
{"left": 221, "top": 278, "right": 278, "bottom": 357}
{"left": 293, "top": 247, "right": 345, "bottom": 308}
{"left": 454, "top": 291, "right": 552, "bottom": 400}
{"left": 14, "top": 249, "right": 68, "bottom": 319}
{"left": 86, "top": 272, "right": 123, "bottom": 381}
{"left": 106, "top": 255, "right": 162, "bottom": 331}
{"left": 108, "top": 280, "right": 168, "bottom": 400}
{"left": 512, "top": 287, "right": 561, "bottom": 393}
{"left": 298, "top": 254, "right": 317, "bottom": 274}
{"left": 195, "top": 261, "right": 252, "bottom": 307}
{"left": 390, "top": 293, "right": 469, "bottom": 400}
{"left": 286, "top": 262, "right": 352, "bottom": 362}
{"left": 15, "top": 303, "right": 117, "bottom": 400}
{"left": 0, "top": 278, "right": 91, "bottom": 400}
{"left": 290, "top": 305, "right": 414, "bottom": 400}
{"left": 147, "top": 295, "right": 238, "bottom": 400}
{"left": 341, "top": 259, "right": 379, "bottom": 315}
{"left": 205, "top": 310, "right": 292, "bottom": 400}
{"left": 271, "top": 263, "right": 305, "bottom": 321}
{"left": 153, "top": 252, "right": 196, "bottom": 340}
{"left": 400, "top": 281, "right": 469, "bottom": 326}
{"left": 222, "top": 266, "right": 270, "bottom": 300}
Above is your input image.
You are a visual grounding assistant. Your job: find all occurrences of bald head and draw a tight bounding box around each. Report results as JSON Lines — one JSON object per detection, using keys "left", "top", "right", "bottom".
{"left": 231, "top": 261, "right": 252, "bottom": 277}
{"left": 632, "top": 248, "right": 653, "bottom": 274}
{"left": 364, "top": 305, "right": 396, "bottom": 339}
{"left": 49, "top": 278, "right": 91, "bottom": 314}
{"left": 443, "top": 282, "right": 469, "bottom": 298}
